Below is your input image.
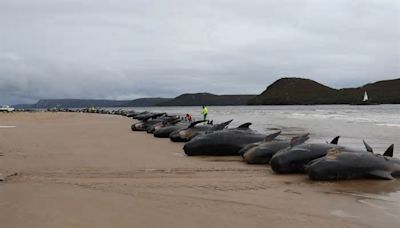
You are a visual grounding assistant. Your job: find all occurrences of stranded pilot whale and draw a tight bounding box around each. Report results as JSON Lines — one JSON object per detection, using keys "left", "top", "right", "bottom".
{"left": 242, "top": 133, "right": 310, "bottom": 164}
{"left": 307, "top": 145, "right": 398, "bottom": 180}
{"left": 183, "top": 123, "right": 281, "bottom": 156}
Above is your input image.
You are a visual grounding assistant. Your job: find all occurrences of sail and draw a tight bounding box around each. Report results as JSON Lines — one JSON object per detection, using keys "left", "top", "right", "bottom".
{"left": 363, "top": 91, "right": 368, "bottom": 102}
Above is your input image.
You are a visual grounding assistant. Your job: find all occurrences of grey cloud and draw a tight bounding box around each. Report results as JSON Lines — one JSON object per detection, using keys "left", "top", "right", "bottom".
{"left": 0, "top": 0, "right": 399, "bottom": 104}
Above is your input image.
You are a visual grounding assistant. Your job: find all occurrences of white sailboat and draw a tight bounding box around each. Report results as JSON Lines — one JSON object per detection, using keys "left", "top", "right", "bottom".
{"left": 352, "top": 90, "right": 376, "bottom": 105}
{"left": 363, "top": 91, "right": 369, "bottom": 102}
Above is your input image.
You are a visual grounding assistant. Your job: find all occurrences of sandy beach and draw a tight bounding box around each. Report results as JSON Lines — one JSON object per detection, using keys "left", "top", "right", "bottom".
{"left": 1, "top": 112, "right": 399, "bottom": 228}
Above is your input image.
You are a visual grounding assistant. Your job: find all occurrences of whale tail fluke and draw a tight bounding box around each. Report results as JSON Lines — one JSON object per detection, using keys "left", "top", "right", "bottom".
{"left": 263, "top": 131, "right": 281, "bottom": 142}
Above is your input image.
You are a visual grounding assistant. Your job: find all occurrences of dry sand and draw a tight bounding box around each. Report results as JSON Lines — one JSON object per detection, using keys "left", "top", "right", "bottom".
{"left": 0, "top": 112, "right": 399, "bottom": 228}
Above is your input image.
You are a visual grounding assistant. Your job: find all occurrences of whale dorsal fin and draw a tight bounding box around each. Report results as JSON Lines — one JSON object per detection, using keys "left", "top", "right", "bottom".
{"left": 263, "top": 131, "right": 281, "bottom": 142}
{"left": 368, "top": 170, "right": 394, "bottom": 180}
{"left": 237, "top": 122, "right": 252, "bottom": 129}
{"left": 383, "top": 144, "right": 394, "bottom": 157}
{"left": 363, "top": 140, "right": 373, "bottom": 153}
{"left": 188, "top": 120, "right": 207, "bottom": 128}
{"left": 290, "top": 133, "right": 310, "bottom": 147}
{"left": 330, "top": 136, "right": 340, "bottom": 145}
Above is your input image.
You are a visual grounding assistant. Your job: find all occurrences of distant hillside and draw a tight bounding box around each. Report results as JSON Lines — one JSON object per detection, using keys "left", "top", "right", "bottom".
{"left": 249, "top": 77, "right": 400, "bottom": 105}
{"left": 17, "top": 99, "right": 130, "bottom": 109}
{"left": 13, "top": 78, "right": 399, "bottom": 108}
{"left": 123, "top": 97, "right": 172, "bottom": 107}
{"left": 157, "top": 93, "right": 256, "bottom": 106}
{"left": 14, "top": 97, "right": 173, "bottom": 109}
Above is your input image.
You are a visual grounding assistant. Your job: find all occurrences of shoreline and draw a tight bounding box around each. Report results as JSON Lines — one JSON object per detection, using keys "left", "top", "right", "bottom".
{"left": 1, "top": 112, "right": 399, "bottom": 227}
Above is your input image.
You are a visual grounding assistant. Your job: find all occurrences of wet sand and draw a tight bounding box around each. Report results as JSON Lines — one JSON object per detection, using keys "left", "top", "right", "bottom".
{"left": 1, "top": 112, "right": 399, "bottom": 228}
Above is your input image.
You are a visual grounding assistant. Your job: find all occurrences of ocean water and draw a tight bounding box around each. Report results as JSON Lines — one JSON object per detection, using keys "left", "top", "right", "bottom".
{"left": 127, "top": 105, "right": 400, "bottom": 158}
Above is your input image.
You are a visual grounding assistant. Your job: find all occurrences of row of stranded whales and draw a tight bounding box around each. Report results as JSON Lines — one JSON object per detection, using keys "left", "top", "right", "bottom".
{"left": 131, "top": 113, "right": 169, "bottom": 131}
{"left": 240, "top": 133, "right": 310, "bottom": 164}
{"left": 127, "top": 110, "right": 397, "bottom": 181}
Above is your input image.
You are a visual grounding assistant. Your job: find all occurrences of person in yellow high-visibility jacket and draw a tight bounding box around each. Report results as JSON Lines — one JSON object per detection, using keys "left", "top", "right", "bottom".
{"left": 201, "top": 106, "right": 208, "bottom": 121}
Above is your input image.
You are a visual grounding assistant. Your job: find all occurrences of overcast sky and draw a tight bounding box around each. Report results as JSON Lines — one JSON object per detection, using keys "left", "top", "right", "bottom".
{"left": 0, "top": 0, "right": 399, "bottom": 104}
